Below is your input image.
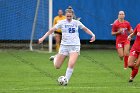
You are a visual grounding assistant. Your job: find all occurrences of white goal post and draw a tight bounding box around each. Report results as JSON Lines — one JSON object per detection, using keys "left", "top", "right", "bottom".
{"left": 30, "top": 0, "right": 53, "bottom": 53}
{"left": 48, "top": 0, "right": 53, "bottom": 53}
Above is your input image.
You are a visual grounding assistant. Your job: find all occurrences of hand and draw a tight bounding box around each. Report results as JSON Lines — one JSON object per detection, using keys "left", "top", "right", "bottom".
{"left": 38, "top": 38, "right": 44, "bottom": 44}
{"left": 127, "top": 35, "right": 132, "bottom": 41}
{"left": 118, "top": 28, "right": 123, "bottom": 33}
{"left": 89, "top": 36, "right": 95, "bottom": 42}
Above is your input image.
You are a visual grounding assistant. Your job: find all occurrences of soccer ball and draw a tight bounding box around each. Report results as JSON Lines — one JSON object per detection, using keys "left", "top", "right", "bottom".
{"left": 58, "top": 76, "right": 68, "bottom": 86}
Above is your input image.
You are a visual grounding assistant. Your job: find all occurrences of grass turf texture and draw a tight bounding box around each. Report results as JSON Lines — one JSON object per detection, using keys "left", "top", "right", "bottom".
{"left": 0, "top": 49, "right": 140, "bottom": 93}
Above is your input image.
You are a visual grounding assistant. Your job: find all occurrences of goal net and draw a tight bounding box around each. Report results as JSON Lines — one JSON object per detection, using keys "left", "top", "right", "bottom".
{"left": 0, "top": 0, "right": 53, "bottom": 52}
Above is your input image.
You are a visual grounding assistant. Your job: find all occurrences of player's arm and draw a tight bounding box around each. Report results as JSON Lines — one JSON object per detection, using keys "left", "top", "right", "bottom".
{"left": 127, "top": 23, "right": 133, "bottom": 34}
{"left": 82, "top": 27, "right": 95, "bottom": 42}
{"left": 38, "top": 27, "right": 57, "bottom": 44}
{"left": 128, "top": 26, "right": 137, "bottom": 41}
{"left": 127, "top": 22, "right": 133, "bottom": 34}
{"left": 128, "top": 28, "right": 133, "bottom": 34}
{"left": 127, "top": 32, "right": 136, "bottom": 41}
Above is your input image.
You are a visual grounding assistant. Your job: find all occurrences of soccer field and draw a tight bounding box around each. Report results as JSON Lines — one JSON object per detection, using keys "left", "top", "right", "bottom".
{"left": 0, "top": 49, "right": 140, "bottom": 93}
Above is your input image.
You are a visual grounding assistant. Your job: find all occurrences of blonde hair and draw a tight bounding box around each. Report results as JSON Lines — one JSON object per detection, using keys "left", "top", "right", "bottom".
{"left": 65, "top": 9, "right": 74, "bottom": 15}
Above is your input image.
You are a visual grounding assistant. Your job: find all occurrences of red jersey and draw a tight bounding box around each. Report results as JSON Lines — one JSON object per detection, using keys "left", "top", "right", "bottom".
{"left": 112, "top": 20, "right": 131, "bottom": 43}
{"left": 131, "top": 24, "right": 140, "bottom": 52}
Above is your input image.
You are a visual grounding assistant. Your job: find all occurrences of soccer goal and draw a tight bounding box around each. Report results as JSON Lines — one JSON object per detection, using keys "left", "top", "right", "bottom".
{"left": 0, "top": 0, "right": 53, "bottom": 52}
{"left": 30, "top": 0, "right": 53, "bottom": 52}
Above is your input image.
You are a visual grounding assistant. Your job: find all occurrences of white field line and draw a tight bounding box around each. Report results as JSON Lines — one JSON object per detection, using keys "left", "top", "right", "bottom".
{"left": 0, "top": 86, "right": 140, "bottom": 91}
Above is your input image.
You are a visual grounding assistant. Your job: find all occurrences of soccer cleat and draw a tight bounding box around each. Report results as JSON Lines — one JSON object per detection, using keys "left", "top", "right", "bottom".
{"left": 49, "top": 55, "right": 55, "bottom": 61}
{"left": 129, "top": 77, "right": 133, "bottom": 82}
{"left": 129, "top": 79, "right": 133, "bottom": 82}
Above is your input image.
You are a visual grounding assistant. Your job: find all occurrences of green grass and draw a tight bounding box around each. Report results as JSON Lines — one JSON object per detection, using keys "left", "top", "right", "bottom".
{"left": 0, "top": 49, "right": 140, "bottom": 93}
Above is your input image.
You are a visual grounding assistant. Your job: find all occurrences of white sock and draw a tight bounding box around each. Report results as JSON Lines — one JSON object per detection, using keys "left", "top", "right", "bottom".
{"left": 65, "top": 68, "right": 74, "bottom": 81}
{"left": 53, "top": 54, "right": 57, "bottom": 65}
{"left": 53, "top": 55, "right": 57, "bottom": 65}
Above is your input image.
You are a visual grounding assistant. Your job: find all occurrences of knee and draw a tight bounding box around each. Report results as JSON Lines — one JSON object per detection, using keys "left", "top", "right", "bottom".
{"left": 128, "top": 61, "right": 134, "bottom": 68}
{"left": 55, "top": 36, "right": 61, "bottom": 41}
{"left": 54, "top": 65, "right": 61, "bottom": 69}
{"left": 118, "top": 53, "right": 124, "bottom": 58}
{"left": 120, "top": 55, "right": 124, "bottom": 58}
{"left": 128, "top": 65, "right": 133, "bottom": 68}
{"left": 54, "top": 63, "right": 61, "bottom": 69}
{"left": 124, "top": 52, "right": 129, "bottom": 56}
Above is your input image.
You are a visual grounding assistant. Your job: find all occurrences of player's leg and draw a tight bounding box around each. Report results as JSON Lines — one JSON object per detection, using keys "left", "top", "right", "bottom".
{"left": 135, "top": 54, "right": 140, "bottom": 68}
{"left": 53, "top": 45, "right": 67, "bottom": 69}
{"left": 128, "top": 50, "right": 138, "bottom": 82}
{"left": 124, "top": 43, "right": 130, "bottom": 69}
{"left": 54, "top": 32, "right": 61, "bottom": 52}
{"left": 128, "top": 56, "right": 140, "bottom": 82}
{"left": 65, "top": 46, "right": 80, "bottom": 81}
{"left": 117, "top": 48, "right": 124, "bottom": 60}
{"left": 128, "top": 56, "right": 136, "bottom": 68}
{"left": 49, "top": 32, "right": 61, "bottom": 60}
{"left": 128, "top": 50, "right": 138, "bottom": 68}
{"left": 53, "top": 54, "right": 66, "bottom": 69}
{"left": 65, "top": 52, "right": 79, "bottom": 81}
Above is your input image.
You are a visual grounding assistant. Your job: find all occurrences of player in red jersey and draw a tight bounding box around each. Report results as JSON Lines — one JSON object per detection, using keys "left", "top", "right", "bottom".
{"left": 112, "top": 11, "right": 133, "bottom": 69}
{"left": 127, "top": 23, "right": 140, "bottom": 82}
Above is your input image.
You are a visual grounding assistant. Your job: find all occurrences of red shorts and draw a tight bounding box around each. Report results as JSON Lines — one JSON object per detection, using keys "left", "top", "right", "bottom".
{"left": 116, "top": 40, "right": 130, "bottom": 49}
{"left": 130, "top": 48, "right": 140, "bottom": 58}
